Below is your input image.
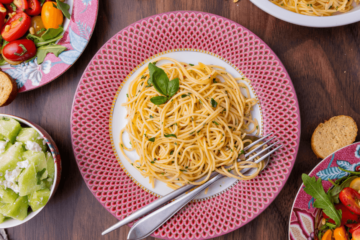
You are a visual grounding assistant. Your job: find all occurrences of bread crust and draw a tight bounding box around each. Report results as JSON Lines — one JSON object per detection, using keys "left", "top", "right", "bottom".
{"left": 311, "top": 115, "right": 358, "bottom": 159}
{"left": 0, "top": 71, "right": 18, "bottom": 107}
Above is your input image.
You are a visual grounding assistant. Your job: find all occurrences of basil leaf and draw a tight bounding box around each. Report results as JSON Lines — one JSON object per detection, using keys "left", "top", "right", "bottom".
{"left": 150, "top": 96, "right": 168, "bottom": 105}
{"left": 147, "top": 62, "right": 157, "bottom": 85}
{"left": 56, "top": 0, "right": 71, "bottom": 19}
{"left": 167, "top": 78, "right": 179, "bottom": 97}
{"left": 211, "top": 98, "right": 218, "bottom": 108}
{"left": 36, "top": 44, "right": 67, "bottom": 64}
{"left": 152, "top": 68, "right": 169, "bottom": 96}
{"left": 164, "top": 134, "right": 177, "bottom": 138}
{"left": 148, "top": 137, "right": 155, "bottom": 142}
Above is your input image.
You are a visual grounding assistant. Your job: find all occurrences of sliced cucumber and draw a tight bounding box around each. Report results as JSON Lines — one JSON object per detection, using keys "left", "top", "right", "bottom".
{"left": 29, "top": 189, "right": 50, "bottom": 212}
{"left": 16, "top": 128, "right": 46, "bottom": 151}
{"left": 22, "top": 151, "right": 47, "bottom": 173}
{"left": 0, "top": 140, "right": 10, "bottom": 156}
{"left": 18, "top": 163, "right": 37, "bottom": 197}
{"left": 0, "top": 185, "right": 18, "bottom": 204}
{"left": 0, "top": 196, "right": 28, "bottom": 220}
{"left": 0, "top": 118, "right": 22, "bottom": 143}
{"left": 46, "top": 152, "right": 55, "bottom": 179}
{"left": 0, "top": 143, "right": 24, "bottom": 175}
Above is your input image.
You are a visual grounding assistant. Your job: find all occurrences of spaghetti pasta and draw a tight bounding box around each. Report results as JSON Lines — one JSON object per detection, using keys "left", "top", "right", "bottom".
{"left": 271, "top": 0, "right": 359, "bottom": 16}
{"left": 119, "top": 57, "right": 264, "bottom": 189}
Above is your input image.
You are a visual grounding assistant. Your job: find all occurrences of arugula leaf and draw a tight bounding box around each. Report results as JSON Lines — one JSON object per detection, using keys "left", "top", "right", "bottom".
{"left": 150, "top": 96, "right": 167, "bottom": 106}
{"left": 0, "top": 56, "right": 7, "bottom": 66}
{"left": 148, "top": 137, "right": 155, "bottom": 142}
{"left": 14, "top": 44, "right": 27, "bottom": 56}
{"left": 164, "top": 134, "right": 177, "bottom": 138}
{"left": 328, "top": 176, "right": 357, "bottom": 204}
{"left": 339, "top": 167, "right": 360, "bottom": 175}
{"left": 56, "top": 0, "right": 71, "bottom": 19}
{"left": 10, "top": 2, "right": 16, "bottom": 11}
{"left": 302, "top": 174, "right": 342, "bottom": 227}
{"left": 27, "top": 27, "right": 64, "bottom": 47}
{"left": 39, "top": 0, "right": 46, "bottom": 5}
{"left": 167, "top": 78, "right": 179, "bottom": 97}
{"left": 36, "top": 44, "right": 67, "bottom": 64}
{"left": 211, "top": 98, "right": 218, "bottom": 108}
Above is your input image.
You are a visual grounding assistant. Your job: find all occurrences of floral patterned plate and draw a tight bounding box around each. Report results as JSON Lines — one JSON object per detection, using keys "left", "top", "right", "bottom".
{"left": 289, "top": 142, "right": 360, "bottom": 240}
{"left": 2, "top": 0, "right": 98, "bottom": 92}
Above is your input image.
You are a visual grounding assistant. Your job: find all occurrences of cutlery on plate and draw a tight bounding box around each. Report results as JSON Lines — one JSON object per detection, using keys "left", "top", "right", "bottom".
{"left": 102, "top": 133, "right": 280, "bottom": 237}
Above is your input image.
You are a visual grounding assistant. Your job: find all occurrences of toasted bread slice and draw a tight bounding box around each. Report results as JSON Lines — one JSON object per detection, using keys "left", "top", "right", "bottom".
{"left": 311, "top": 115, "right": 358, "bottom": 159}
{"left": 0, "top": 71, "right": 17, "bottom": 107}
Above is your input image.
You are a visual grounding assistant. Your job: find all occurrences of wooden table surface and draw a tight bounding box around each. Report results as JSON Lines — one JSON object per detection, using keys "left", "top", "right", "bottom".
{"left": 1, "top": 0, "right": 360, "bottom": 239}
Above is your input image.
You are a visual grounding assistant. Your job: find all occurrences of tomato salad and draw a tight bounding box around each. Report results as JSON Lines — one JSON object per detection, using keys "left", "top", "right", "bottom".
{"left": 302, "top": 170, "right": 360, "bottom": 240}
{"left": 0, "top": 0, "right": 70, "bottom": 66}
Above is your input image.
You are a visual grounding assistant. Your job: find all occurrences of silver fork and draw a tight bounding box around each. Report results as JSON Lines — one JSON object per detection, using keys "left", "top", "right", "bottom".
{"left": 102, "top": 133, "right": 281, "bottom": 237}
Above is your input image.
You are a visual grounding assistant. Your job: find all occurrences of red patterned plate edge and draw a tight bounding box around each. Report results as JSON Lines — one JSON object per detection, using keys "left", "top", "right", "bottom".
{"left": 71, "top": 11, "right": 301, "bottom": 240}
{"left": 288, "top": 142, "right": 360, "bottom": 240}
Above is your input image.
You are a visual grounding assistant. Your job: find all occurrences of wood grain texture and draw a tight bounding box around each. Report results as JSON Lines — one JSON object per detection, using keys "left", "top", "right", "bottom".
{"left": 1, "top": 0, "right": 360, "bottom": 239}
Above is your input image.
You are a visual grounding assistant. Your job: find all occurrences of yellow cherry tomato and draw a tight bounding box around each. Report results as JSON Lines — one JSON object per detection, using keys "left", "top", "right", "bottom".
{"left": 321, "top": 229, "right": 332, "bottom": 240}
{"left": 350, "top": 177, "right": 360, "bottom": 192}
{"left": 41, "top": 2, "right": 63, "bottom": 29}
{"left": 333, "top": 226, "right": 347, "bottom": 240}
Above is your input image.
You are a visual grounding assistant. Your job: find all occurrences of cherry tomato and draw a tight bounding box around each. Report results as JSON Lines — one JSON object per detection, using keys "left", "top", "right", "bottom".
{"left": 350, "top": 177, "right": 360, "bottom": 192}
{"left": 5, "top": 3, "right": 23, "bottom": 14}
{"left": 41, "top": 1, "right": 63, "bottom": 29}
{"left": 340, "top": 187, "right": 360, "bottom": 215}
{"left": 0, "top": 0, "right": 14, "bottom": 4}
{"left": 2, "top": 39, "right": 36, "bottom": 63}
{"left": 323, "top": 203, "right": 359, "bottom": 225}
{"left": 1, "top": 12, "right": 31, "bottom": 42}
{"left": 353, "top": 228, "right": 360, "bottom": 240}
{"left": 321, "top": 229, "right": 332, "bottom": 240}
{"left": 13, "top": 0, "right": 28, "bottom": 11}
{"left": 25, "top": 0, "right": 40, "bottom": 15}
{"left": 0, "top": 3, "right": 6, "bottom": 30}
{"left": 333, "top": 226, "right": 347, "bottom": 240}
{"left": 348, "top": 223, "right": 360, "bottom": 234}
{"left": 30, "top": 16, "right": 45, "bottom": 37}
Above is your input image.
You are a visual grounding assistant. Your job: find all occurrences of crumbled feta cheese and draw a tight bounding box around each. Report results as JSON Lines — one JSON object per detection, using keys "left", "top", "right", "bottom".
{"left": 47, "top": 178, "right": 52, "bottom": 182}
{"left": 17, "top": 160, "right": 30, "bottom": 169}
{"left": 0, "top": 141, "right": 6, "bottom": 154}
{"left": 14, "top": 142, "right": 22, "bottom": 147}
{"left": 37, "top": 136, "right": 43, "bottom": 140}
{"left": 25, "top": 141, "right": 42, "bottom": 152}
{"left": 3, "top": 168, "right": 22, "bottom": 193}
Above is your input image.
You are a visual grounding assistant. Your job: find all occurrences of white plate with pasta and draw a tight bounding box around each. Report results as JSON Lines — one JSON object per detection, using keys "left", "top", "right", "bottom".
{"left": 251, "top": 0, "right": 360, "bottom": 27}
{"left": 111, "top": 50, "right": 263, "bottom": 200}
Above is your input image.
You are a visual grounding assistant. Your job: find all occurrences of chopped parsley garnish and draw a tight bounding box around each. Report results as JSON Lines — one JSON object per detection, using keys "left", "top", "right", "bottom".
{"left": 212, "top": 121, "right": 219, "bottom": 125}
{"left": 148, "top": 137, "right": 155, "bottom": 142}
{"left": 151, "top": 161, "right": 155, "bottom": 164}
{"left": 164, "top": 134, "right": 177, "bottom": 138}
{"left": 181, "top": 94, "right": 188, "bottom": 98}
{"left": 170, "top": 150, "right": 174, "bottom": 155}
{"left": 189, "top": 63, "right": 194, "bottom": 66}
{"left": 211, "top": 98, "right": 218, "bottom": 108}
{"left": 149, "top": 115, "right": 153, "bottom": 118}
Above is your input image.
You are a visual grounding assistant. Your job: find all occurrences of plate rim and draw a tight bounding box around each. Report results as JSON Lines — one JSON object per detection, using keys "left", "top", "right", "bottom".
{"left": 288, "top": 142, "right": 360, "bottom": 240}
{"left": 71, "top": 10, "right": 302, "bottom": 240}
{"left": 17, "top": 0, "right": 99, "bottom": 93}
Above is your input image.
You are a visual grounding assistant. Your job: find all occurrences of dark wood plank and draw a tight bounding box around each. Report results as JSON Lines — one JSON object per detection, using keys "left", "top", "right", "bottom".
{"left": 1, "top": 0, "right": 360, "bottom": 239}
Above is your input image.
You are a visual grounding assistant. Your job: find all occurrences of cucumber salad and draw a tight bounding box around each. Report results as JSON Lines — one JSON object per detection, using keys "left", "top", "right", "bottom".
{"left": 0, "top": 117, "right": 54, "bottom": 222}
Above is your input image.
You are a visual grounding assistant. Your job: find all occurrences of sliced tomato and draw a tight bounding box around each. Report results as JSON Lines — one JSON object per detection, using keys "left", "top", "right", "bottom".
{"left": 353, "top": 228, "right": 360, "bottom": 240}
{"left": 339, "top": 187, "right": 360, "bottom": 215}
{"left": 0, "top": 0, "right": 14, "bottom": 4}
{"left": 0, "top": 3, "right": 6, "bottom": 30}
{"left": 25, "top": 0, "right": 40, "bottom": 15}
{"left": 14, "top": 0, "right": 28, "bottom": 11}
{"left": 1, "top": 12, "right": 31, "bottom": 41}
{"left": 348, "top": 223, "right": 360, "bottom": 234}
{"left": 2, "top": 39, "right": 36, "bottom": 62}
{"left": 322, "top": 203, "right": 359, "bottom": 225}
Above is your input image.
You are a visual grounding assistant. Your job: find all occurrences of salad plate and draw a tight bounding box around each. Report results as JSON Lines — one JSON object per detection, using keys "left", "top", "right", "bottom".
{"left": 71, "top": 11, "right": 301, "bottom": 239}
{"left": 2, "top": 0, "right": 98, "bottom": 93}
{"left": 289, "top": 142, "right": 360, "bottom": 240}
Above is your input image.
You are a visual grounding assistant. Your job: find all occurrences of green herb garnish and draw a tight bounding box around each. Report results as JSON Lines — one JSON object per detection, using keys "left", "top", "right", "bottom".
{"left": 164, "top": 134, "right": 177, "bottom": 138}
{"left": 148, "top": 137, "right": 155, "bottom": 142}
{"left": 211, "top": 98, "right": 218, "bottom": 108}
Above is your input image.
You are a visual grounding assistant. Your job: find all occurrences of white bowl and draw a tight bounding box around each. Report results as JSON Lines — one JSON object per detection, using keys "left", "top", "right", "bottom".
{"left": 250, "top": 0, "right": 360, "bottom": 27}
{"left": 0, "top": 114, "right": 61, "bottom": 228}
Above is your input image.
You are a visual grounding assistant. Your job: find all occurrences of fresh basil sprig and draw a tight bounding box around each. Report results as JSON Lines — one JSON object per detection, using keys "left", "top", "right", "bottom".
{"left": 148, "top": 63, "right": 180, "bottom": 106}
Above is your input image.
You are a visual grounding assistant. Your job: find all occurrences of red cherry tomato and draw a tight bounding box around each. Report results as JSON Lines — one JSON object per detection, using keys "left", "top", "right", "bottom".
{"left": 0, "top": 0, "right": 14, "bottom": 4}
{"left": 2, "top": 39, "right": 36, "bottom": 62}
{"left": 5, "top": 3, "right": 23, "bottom": 14}
{"left": 339, "top": 187, "right": 360, "bottom": 215}
{"left": 14, "top": 0, "right": 28, "bottom": 11}
{"left": 1, "top": 12, "right": 31, "bottom": 42}
{"left": 322, "top": 203, "right": 360, "bottom": 225}
{"left": 25, "top": 0, "right": 40, "bottom": 15}
{"left": 0, "top": 3, "right": 6, "bottom": 30}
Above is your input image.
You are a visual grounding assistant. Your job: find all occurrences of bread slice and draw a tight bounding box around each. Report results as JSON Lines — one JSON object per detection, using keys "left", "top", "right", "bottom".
{"left": 0, "top": 71, "right": 18, "bottom": 107}
{"left": 311, "top": 115, "right": 358, "bottom": 159}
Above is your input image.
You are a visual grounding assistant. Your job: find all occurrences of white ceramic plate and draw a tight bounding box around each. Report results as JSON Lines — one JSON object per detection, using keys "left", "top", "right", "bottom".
{"left": 111, "top": 50, "right": 262, "bottom": 200}
{"left": 250, "top": 0, "right": 360, "bottom": 27}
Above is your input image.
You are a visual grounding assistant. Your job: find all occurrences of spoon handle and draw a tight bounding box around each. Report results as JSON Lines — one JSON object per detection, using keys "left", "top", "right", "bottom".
{"left": 127, "top": 173, "right": 225, "bottom": 240}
